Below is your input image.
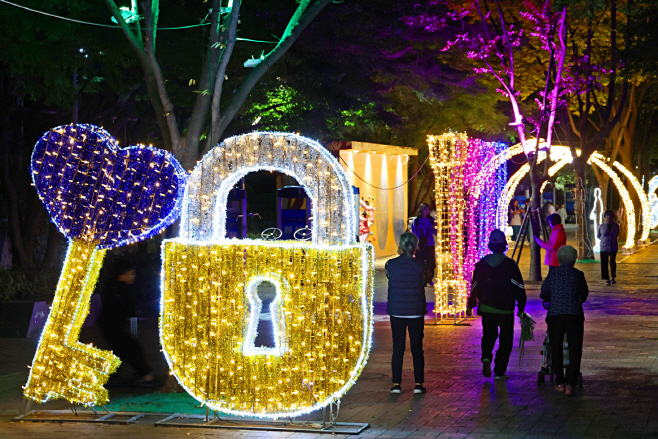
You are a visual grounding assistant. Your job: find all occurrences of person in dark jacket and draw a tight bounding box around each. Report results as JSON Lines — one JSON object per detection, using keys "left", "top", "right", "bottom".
{"left": 467, "top": 229, "right": 527, "bottom": 379}
{"left": 598, "top": 209, "right": 620, "bottom": 285}
{"left": 386, "top": 232, "right": 427, "bottom": 394}
{"left": 540, "top": 245, "right": 589, "bottom": 396}
{"left": 99, "top": 258, "right": 154, "bottom": 385}
{"left": 411, "top": 203, "right": 437, "bottom": 286}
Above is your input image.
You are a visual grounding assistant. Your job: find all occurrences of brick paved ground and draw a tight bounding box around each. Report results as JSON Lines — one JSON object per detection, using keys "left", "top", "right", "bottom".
{"left": 2, "top": 229, "right": 658, "bottom": 438}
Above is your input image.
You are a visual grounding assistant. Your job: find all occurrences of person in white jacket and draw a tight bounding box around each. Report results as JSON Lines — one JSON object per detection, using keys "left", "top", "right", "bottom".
{"left": 557, "top": 204, "right": 568, "bottom": 225}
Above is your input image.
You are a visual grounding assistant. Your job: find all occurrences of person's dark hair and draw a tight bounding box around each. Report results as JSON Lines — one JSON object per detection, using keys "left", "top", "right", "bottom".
{"left": 398, "top": 232, "right": 418, "bottom": 256}
{"left": 488, "top": 242, "right": 507, "bottom": 253}
{"left": 416, "top": 203, "right": 430, "bottom": 218}
{"left": 604, "top": 209, "right": 615, "bottom": 218}
{"left": 548, "top": 213, "right": 561, "bottom": 226}
{"left": 113, "top": 257, "right": 135, "bottom": 278}
{"left": 511, "top": 199, "right": 519, "bottom": 208}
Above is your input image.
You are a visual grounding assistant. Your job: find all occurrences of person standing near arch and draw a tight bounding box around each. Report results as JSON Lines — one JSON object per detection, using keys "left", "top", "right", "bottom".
{"left": 509, "top": 199, "right": 524, "bottom": 242}
{"left": 411, "top": 203, "right": 437, "bottom": 286}
{"left": 534, "top": 213, "right": 567, "bottom": 273}
{"left": 557, "top": 203, "right": 568, "bottom": 225}
{"left": 386, "top": 232, "right": 427, "bottom": 394}
{"left": 598, "top": 210, "right": 620, "bottom": 285}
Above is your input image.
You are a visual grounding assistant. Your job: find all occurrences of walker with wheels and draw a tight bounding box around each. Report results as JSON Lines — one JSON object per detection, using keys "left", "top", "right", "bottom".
{"left": 536, "top": 302, "right": 584, "bottom": 388}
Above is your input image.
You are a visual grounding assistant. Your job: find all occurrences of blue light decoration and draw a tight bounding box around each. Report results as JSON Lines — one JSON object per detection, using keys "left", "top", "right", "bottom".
{"left": 31, "top": 124, "right": 187, "bottom": 248}
{"left": 463, "top": 139, "right": 508, "bottom": 291}
{"left": 24, "top": 124, "right": 187, "bottom": 406}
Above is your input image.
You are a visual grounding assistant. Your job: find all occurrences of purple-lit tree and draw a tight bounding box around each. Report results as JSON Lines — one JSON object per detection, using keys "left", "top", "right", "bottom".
{"left": 406, "top": 0, "right": 568, "bottom": 280}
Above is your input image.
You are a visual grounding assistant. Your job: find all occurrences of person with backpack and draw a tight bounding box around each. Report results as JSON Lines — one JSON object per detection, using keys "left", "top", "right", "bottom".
{"left": 386, "top": 232, "right": 427, "bottom": 394}
{"left": 466, "top": 230, "right": 527, "bottom": 380}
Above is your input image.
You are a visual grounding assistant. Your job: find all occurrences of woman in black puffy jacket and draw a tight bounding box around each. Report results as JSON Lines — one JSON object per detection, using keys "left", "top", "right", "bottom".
{"left": 386, "top": 232, "right": 427, "bottom": 395}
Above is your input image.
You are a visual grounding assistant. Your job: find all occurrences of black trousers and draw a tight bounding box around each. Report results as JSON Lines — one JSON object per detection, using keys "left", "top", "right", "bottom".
{"left": 547, "top": 314, "right": 584, "bottom": 387}
{"left": 390, "top": 316, "right": 424, "bottom": 384}
{"left": 99, "top": 317, "right": 151, "bottom": 377}
{"left": 416, "top": 245, "right": 436, "bottom": 285}
{"left": 481, "top": 313, "right": 514, "bottom": 376}
{"left": 600, "top": 251, "right": 617, "bottom": 280}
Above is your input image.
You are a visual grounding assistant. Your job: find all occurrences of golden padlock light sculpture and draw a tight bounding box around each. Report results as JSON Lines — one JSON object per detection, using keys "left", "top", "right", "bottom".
{"left": 161, "top": 132, "right": 375, "bottom": 418}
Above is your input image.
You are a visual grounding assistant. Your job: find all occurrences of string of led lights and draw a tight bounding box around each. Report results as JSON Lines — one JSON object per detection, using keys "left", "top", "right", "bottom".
{"left": 427, "top": 133, "right": 506, "bottom": 318}
{"left": 0, "top": 0, "right": 277, "bottom": 42}
{"left": 590, "top": 188, "right": 604, "bottom": 251}
{"left": 463, "top": 138, "right": 482, "bottom": 295}
{"left": 611, "top": 160, "right": 650, "bottom": 243}
{"left": 180, "top": 132, "right": 356, "bottom": 246}
{"left": 588, "top": 154, "right": 636, "bottom": 251}
{"left": 0, "top": 0, "right": 211, "bottom": 30}
{"left": 648, "top": 176, "right": 658, "bottom": 229}
{"left": 476, "top": 141, "right": 508, "bottom": 259}
{"left": 338, "top": 153, "right": 430, "bottom": 191}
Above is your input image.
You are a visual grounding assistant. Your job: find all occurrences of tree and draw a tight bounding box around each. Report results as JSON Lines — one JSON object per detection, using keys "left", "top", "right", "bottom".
{"left": 557, "top": 0, "right": 630, "bottom": 258}
{"left": 406, "top": 0, "right": 569, "bottom": 280}
{"left": 565, "top": 1, "right": 658, "bottom": 253}
{"left": 227, "top": 0, "right": 511, "bottom": 214}
{"left": 0, "top": 0, "right": 148, "bottom": 275}
{"left": 105, "top": 0, "right": 335, "bottom": 170}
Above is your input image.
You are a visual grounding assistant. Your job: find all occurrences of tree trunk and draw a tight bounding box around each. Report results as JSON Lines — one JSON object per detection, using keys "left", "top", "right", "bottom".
{"left": 41, "top": 223, "right": 66, "bottom": 272}
{"left": 596, "top": 172, "right": 610, "bottom": 210}
{"left": 528, "top": 171, "right": 542, "bottom": 282}
{"left": 1, "top": 110, "right": 34, "bottom": 269}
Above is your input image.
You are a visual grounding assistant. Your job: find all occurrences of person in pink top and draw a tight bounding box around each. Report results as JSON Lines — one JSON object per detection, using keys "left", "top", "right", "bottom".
{"left": 534, "top": 213, "right": 567, "bottom": 273}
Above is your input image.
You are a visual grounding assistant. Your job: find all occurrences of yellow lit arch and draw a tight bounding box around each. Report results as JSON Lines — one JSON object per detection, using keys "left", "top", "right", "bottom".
{"left": 496, "top": 145, "right": 643, "bottom": 252}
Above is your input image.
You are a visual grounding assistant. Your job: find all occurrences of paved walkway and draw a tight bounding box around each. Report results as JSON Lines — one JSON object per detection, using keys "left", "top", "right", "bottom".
{"left": 3, "top": 232, "right": 658, "bottom": 438}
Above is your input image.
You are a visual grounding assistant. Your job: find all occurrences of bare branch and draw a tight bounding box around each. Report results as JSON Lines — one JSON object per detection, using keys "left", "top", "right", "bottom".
{"left": 143, "top": 2, "right": 181, "bottom": 154}
{"left": 104, "top": 0, "right": 144, "bottom": 53}
{"left": 207, "top": 0, "right": 243, "bottom": 150}
{"left": 201, "top": 0, "right": 334, "bottom": 156}
{"left": 545, "top": 7, "right": 567, "bottom": 149}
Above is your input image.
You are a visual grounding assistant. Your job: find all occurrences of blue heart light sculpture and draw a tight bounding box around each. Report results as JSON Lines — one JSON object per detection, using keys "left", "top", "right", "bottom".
{"left": 24, "top": 124, "right": 187, "bottom": 406}
{"left": 31, "top": 124, "right": 187, "bottom": 248}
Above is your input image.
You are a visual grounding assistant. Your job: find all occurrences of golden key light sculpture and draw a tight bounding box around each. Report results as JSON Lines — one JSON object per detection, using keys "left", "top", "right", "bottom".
{"left": 24, "top": 124, "right": 187, "bottom": 406}
{"left": 160, "top": 132, "right": 375, "bottom": 418}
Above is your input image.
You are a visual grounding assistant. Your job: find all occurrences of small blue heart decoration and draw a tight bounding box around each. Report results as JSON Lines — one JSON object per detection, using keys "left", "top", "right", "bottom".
{"left": 31, "top": 124, "right": 188, "bottom": 249}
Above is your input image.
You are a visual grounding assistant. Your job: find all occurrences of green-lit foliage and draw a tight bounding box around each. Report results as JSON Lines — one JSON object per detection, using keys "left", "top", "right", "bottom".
{"left": 245, "top": 85, "right": 312, "bottom": 131}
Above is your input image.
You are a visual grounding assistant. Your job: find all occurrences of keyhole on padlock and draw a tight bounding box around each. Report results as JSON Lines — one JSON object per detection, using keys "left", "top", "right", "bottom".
{"left": 254, "top": 281, "right": 277, "bottom": 348}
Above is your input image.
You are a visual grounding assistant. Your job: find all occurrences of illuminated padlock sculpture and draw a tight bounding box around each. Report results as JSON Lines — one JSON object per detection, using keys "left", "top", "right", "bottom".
{"left": 161, "top": 132, "right": 374, "bottom": 418}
